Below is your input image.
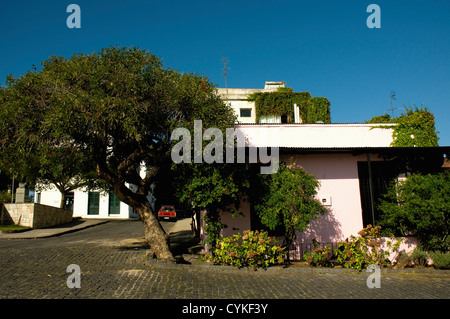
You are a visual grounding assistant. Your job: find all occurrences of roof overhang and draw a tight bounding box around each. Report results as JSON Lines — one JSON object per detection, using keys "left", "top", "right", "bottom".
{"left": 277, "top": 146, "right": 450, "bottom": 156}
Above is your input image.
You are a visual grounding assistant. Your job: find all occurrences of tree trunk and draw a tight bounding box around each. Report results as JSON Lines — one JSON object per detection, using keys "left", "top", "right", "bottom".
{"left": 136, "top": 202, "right": 174, "bottom": 261}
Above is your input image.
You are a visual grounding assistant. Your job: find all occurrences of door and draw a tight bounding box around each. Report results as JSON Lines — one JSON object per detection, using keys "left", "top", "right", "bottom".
{"left": 358, "top": 161, "right": 396, "bottom": 227}
{"left": 65, "top": 192, "right": 74, "bottom": 211}
{"left": 108, "top": 192, "right": 120, "bottom": 215}
{"left": 88, "top": 192, "right": 100, "bottom": 215}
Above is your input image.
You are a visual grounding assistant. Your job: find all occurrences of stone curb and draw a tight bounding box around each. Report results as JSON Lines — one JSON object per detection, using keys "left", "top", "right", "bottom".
{"left": 144, "top": 256, "right": 449, "bottom": 275}
{"left": 0, "top": 219, "right": 109, "bottom": 239}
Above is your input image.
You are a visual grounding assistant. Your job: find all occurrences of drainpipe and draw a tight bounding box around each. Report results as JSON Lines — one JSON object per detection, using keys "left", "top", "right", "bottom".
{"left": 11, "top": 174, "right": 14, "bottom": 203}
{"left": 367, "top": 153, "right": 376, "bottom": 226}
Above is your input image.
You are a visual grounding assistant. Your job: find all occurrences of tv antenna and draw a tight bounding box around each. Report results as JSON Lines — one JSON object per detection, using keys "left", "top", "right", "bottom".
{"left": 223, "top": 54, "right": 230, "bottom": 93}
{"left": 388, "top": 91, "right": 400, "bottom": 118}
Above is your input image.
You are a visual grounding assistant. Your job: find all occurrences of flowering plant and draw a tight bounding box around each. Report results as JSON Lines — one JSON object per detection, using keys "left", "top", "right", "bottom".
{"left": 206, "top": 230, "right": 286, "bottom": 269}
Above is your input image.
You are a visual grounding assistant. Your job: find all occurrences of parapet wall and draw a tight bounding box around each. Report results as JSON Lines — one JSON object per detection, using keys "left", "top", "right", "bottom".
{"left": 3, "top": 203, "right": 73, "bottom": 229}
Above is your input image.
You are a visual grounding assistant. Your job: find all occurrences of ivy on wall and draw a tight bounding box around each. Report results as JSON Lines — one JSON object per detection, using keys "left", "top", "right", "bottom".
{"left": 247, "top": 87, "right": 331, "bottom": 124}
{"left": 366, "top": 107, "right": 439, "bottom": 147}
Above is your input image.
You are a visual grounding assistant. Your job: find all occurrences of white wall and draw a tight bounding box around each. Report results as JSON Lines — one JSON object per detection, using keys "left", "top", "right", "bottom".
{"left": 36, "top": 187, "right": 137, "bottom": 219}
{"left": 236, "top": 123, "right": 396, "bottom": 148}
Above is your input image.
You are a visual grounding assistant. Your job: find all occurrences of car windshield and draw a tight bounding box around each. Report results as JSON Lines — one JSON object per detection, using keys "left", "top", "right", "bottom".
{"left": 161, "top": 207, "right": 174, "bottom": 211}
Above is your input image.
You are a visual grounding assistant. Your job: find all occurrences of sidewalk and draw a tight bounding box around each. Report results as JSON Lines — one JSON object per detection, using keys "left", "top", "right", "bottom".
{"left": 0, "top": 218, "right": 109, "bottom": 239}
{"left": 0, "top": 216, "right": 197, "bottom": 246}
{"left": 167, "top": 217, "right": 201, "bottom": 259}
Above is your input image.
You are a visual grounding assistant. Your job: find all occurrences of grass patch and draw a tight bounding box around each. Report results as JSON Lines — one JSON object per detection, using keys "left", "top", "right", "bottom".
{"left": 0, "top": 224, "right": 32, "bottom": 233}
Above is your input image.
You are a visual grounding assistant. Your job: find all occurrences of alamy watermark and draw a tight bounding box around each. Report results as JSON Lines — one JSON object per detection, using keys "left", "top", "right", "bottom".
{"left": 66, "top": 4, "right": 81, "bottom": 29}
{"left": 171, "top": 120, "right": 279, "bottom": 174}
{"left": 366, "top": 4, "right": 381, "bottom": 29}
{"left": 366, "top": 264, "right": 381, "bottom": 288}
{"left": 66, "top": 264, "right": 81, "bottom": 288}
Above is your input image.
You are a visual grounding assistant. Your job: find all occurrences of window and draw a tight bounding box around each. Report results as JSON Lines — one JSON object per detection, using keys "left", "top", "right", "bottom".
{"left": 259, "top": 115, "right": 281, "bottom": 123}
{"left": 240, "top": 108, "right": 252, "bottom": 117}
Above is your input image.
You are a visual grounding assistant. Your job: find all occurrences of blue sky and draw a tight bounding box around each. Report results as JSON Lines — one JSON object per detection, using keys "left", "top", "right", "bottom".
{"left": 1, "top": 0, "right": 449, "bottom": 145}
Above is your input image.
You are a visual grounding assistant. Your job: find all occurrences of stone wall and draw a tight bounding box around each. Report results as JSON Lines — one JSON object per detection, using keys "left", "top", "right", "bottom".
{"left": 3, "top": 203, "right": 73, "bottom": 229}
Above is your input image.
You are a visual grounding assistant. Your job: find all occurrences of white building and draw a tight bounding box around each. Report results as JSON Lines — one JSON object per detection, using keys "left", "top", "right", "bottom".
{"left": 217, "top": 81, "right": 287, "bottom": 124}
{"left": 35, "top": 187, "right": 139, "bottom": 219}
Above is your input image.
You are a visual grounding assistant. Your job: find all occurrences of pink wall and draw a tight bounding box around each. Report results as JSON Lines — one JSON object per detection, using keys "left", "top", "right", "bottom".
{"left": 199, "top": 152, "right": 420, "bottom": 259}
{"left": 285, "top": 153, "right": 371, "bottom": 244}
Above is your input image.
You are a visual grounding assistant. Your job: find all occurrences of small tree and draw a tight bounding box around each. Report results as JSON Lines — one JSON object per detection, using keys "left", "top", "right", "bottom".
{"left": 171, "top": 160, "right": 251, "bottom": 253}
{"left": 378, "top": 171, "right": 450, "bottom": 252}
{"left": 253, "top": 162, "right": 328, "bottom": 254}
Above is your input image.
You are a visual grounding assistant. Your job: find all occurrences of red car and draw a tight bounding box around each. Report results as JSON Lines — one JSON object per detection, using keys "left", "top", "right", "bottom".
{"left": 158, "top": 205, "right": 177, "bottom": 220}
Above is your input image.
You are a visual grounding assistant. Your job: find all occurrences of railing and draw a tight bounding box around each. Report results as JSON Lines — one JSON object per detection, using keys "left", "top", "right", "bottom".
{"left": 287, "top": 241, "right": 339, "bottom": 261}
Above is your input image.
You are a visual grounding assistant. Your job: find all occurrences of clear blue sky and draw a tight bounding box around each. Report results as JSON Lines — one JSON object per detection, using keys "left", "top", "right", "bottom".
{"left": 1, "top": 0, "right": 449, "bottom": 145}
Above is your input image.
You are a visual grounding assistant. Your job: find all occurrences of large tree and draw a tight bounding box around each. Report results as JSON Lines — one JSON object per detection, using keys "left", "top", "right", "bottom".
{"left": 0, "top": 46, "right": 236, "bottom": 260}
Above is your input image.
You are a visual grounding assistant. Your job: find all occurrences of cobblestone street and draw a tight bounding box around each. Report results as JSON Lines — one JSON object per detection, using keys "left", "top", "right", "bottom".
{"left": 1, "top": 243, "right": 449, "bottom": 300}
{"left": 0, "top": 219, "right": 448, "bottom": 317}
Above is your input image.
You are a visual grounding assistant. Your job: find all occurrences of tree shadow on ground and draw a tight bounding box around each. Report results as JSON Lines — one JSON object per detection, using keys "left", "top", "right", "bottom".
{"left": 169, "top": 230, "right": 201, "bottom": 256}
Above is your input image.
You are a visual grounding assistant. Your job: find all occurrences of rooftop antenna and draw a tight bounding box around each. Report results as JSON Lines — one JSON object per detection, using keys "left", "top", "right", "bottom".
{"left": 223, "top": 54, "right": 230, "bottom": 93}
{"left": 388, "top": 91, "right": 400, "bottom": 118}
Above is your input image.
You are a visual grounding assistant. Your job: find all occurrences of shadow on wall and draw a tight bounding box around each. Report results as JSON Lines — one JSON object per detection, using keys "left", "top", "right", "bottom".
{"left": 300, "top": 209, "right": 344, "bottom": 244}
{"left": 289, "top": 209, "right": 344, "bottom": 261}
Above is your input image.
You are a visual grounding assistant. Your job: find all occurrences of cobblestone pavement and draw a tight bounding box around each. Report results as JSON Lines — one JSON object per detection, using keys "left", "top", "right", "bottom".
{"left": 0, "top": 242, "right": 449, "bottom": 300}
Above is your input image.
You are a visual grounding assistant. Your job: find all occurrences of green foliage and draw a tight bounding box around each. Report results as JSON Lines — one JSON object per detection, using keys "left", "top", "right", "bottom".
{"left": 302, "top": 239, "right": 333, "bottom": 267}
{"left": 411, "top": 247, "right": 429, "bottom": 267}
{"left": 429, "top": 251, "right": 450, "bottom": 269}
{"left": 0, "top": 45, "right": 235, "bottom": 204}
{"left": 247, "top": 89, "right": 331, "bottom": 124}
{"left": 253, "top": 162, "right": 328, "bottom": 250}
{"left": 303, "top": 225, "right": 403, "bottom": 271}
{"left": 207, "top": 230, "right": 286, "bottom": 269}
{"left": 171, "top": 161, "right": 251, "bottom": 251}
{"left": 365, "top": 106, "right": 439, "bottom": 147}
{"left": 0, "top": 190, "right": 11, "bottom": 203}
{"left": 378, "top": 171, "right": 450, "bottom": 252}
{"left": 333, "top": 225, "right": 402, "bottom": 271}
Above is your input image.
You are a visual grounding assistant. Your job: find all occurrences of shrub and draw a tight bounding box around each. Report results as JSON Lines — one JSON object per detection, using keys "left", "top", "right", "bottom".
{"left": 378, "top": 171, "right": 450, "bottom": 252}
{"left": 207, "top": 230, "right": 286, "bottom": 269}
{"left": 333, "top": 225, "right": 402, "bottom": 271}
{"left": 411, "top": 247, "right": 429, "bottom": 267}
{"left": 394, "top": 251, "right": 414, "bottom": 269}
{"left": 429, "top": 251, "right": 450, "bottom": 270}
{"left": 303, "top": 239, "right": 333, "bottom": 267}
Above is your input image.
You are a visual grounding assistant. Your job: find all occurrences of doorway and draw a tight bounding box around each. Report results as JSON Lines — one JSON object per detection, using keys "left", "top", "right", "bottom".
{"left": 357, "top": 160, "right": 397, "bottom": 227}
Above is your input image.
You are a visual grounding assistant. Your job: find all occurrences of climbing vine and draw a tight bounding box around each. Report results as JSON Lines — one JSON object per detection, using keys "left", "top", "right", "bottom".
{"left": 247, "top": 87, "right": 331, "bottom": 124}
{"left": 366, "top": 106, "right": 439, "bottom": 147}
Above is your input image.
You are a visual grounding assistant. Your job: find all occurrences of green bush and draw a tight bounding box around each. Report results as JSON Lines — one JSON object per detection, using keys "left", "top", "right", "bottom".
{"left": 378, "top": 171, "right": 450, "bottom": 252}
{"left": 411, "top": 247, "right": 429, "bottom": 267}
{"left": 302, "top": 239, "right": 333, "bottom": 267}
{"left": 429, "top": 251, "right": 450, "bottom": 270}
{"left": 334, "top": 225, "right": 402, "bottom": 271}
{"left": 304, "top": 225, "right": 403, "bottom": 271}
{"left": 207, "top": 230, "right": 286, "bottom": 269}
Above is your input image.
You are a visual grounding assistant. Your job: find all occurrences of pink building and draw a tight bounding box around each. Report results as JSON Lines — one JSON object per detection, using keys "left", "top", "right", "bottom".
{"left": 200, "top": 123, "right": 448, "bottom": 259}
